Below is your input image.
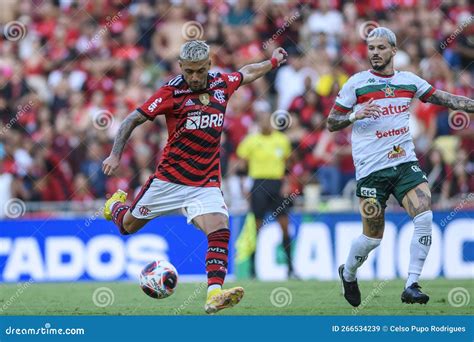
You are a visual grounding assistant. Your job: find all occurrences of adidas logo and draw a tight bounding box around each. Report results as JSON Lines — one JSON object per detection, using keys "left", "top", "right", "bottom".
{"left": 185, "top": 99, "right": 195, "bottom": 106}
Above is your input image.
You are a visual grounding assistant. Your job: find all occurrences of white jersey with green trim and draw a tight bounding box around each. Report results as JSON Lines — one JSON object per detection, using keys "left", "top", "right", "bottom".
{"left": 334, "top": 69, "right": 435, "bottom": 180}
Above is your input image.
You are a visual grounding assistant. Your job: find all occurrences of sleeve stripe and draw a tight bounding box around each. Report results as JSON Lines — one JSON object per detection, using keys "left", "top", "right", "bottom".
{"left": 334, "top": 102, "right": 352, "bottom": 113}
{"left": 136, "top": 107, "right": 155, "bottom": 121}
{"left": 420, "top": 86, "right": 436, "bottom": 102}
{"left": 237, "top": 71, "right": 244, "bottom": 87}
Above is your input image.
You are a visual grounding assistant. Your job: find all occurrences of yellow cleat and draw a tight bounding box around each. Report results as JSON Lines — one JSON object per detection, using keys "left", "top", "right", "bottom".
{"left": 103, "top": 190, "right": 128, "bottom": 220}
{"left": 204, "top": 287, "right": 244, "bottom": 314}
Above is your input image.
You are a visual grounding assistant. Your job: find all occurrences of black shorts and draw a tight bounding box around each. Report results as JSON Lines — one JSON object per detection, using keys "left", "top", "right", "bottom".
{"left": 250, "top": 179, "right": 289, "bottom": 220}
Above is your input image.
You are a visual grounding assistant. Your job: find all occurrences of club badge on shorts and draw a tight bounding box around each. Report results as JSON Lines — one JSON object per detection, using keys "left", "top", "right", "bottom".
{"left": 199, "top": 93, "right": 210, "bottom": 106}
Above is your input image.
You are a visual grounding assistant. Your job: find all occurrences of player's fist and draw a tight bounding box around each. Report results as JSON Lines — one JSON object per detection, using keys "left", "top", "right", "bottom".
{"left": 272, "top": 47, "right": 288, "bottom": 67}
{"left": 354, "top": 98, "right": 382, "bottom": 120}
{"left": 102, "top": 154, "right": 120, "bottom": 176}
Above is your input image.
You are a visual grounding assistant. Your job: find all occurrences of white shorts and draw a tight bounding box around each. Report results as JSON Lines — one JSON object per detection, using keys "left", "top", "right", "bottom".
{"left": 131, "top": 178, "right": 228, "bottom": 224}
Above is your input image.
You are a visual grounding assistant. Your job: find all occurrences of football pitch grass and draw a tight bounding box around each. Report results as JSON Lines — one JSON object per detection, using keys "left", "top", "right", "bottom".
{"left": 1, "top": 278, "right": 472, "bottom": 316}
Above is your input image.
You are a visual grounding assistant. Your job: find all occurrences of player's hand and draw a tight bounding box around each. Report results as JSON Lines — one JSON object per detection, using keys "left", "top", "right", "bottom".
{"left": 354, "top": 98, "right": 382, "bottom": 120}
{"left": 102, "top": 154, "right": 120, "bottom": 176}
{"left": 272, "top": 47, "right": 288, "bottom": 67}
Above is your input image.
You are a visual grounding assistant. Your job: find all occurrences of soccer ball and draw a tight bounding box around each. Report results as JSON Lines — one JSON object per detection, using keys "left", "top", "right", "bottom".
{"left": 139, "top": 260, "right": 178, "bottom": 299}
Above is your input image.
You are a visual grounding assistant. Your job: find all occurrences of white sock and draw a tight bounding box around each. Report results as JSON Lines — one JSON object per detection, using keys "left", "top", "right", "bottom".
{"left": 207, "top": 284, "right": 221, "bottom": 294}
{"left": 343, "top": 234, "right": 381, "bottom": 282}
{"left": 406, "top": 273, "right": 419, "bottom": 288}
{"left": 406, "top": 210, "right": 432, "bottom": 288}
{"left": 108, "top": 201, "right": 118, "bottom": 212}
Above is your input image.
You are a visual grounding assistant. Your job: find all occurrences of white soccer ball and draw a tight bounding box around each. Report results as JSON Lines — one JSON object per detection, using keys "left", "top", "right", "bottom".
{"left": 139, "top": 260, "right": 178, "bottom": 299}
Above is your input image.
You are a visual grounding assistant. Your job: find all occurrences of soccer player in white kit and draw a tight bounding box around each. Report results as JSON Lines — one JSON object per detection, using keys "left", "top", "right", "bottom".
{"left": 327, "top": 27, "right": 474, "bottom": 306}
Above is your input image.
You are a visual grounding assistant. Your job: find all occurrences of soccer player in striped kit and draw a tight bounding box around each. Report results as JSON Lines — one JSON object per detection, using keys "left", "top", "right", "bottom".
{"left": 328, "top": 27, "right": 473, "bottom": 307}
{"left": 102, "top": 40, "right": 288, "bottom": 313}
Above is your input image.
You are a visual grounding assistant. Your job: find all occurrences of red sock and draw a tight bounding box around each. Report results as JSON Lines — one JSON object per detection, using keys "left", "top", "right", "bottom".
{"left": 206, "top": 229, "right": 230, "bottom": 287}
{"left": 111, "top": 202, "right": 130, "bottom": 235}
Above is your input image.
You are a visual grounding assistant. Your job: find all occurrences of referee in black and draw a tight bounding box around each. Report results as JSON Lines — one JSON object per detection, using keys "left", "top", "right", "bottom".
{"left": 237, "top": 111, "right": 295, "bottom": 279}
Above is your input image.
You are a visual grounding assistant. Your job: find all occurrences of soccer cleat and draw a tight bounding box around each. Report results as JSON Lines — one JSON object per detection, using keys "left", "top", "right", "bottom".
{"left": 103, "top": 190, "right": 128, "bottom": 220}
{"left": 338, "top": 264, "right": 361, "bottom": 307}
{"left": 204, "top": 287, "right": 244, "bottom": 314}
{"left": 401, "top": 283, "right": 429, "bottom": 304}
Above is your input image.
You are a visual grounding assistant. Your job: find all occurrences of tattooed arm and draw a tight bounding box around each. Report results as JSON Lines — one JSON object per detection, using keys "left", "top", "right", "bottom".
{"left": 426, "top": 90, "right": 474, "bottom": 112}
{"left": 102, "top": 110, "right": 147, "bottom": 176}
{"left": 327, "top": 98, "right": 382, "bottom": 132}
{"left": 327, "top": 107, "right": 354, "bottom": 132}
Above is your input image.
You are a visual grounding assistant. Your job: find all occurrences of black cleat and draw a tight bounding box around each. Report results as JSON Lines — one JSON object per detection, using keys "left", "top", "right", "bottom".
{"left": 401, "top": 283, "right": 429, "bottom": 304}
{"left": 338, "top": 264, "right": 361, "bottom": 307}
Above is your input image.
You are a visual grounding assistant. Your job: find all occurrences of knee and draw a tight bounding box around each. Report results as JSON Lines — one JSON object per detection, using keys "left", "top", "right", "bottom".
{"left": 364, "top": 218, "right": 385, "bottom": 239}
{"left": 204, "top": 216, "right": 229, "bottom": 235}
{"left": 211, "top": 216, "right": 229, "bottom": 231}
{"left": 365, "top": 230, "right": 384, "bottom": 239}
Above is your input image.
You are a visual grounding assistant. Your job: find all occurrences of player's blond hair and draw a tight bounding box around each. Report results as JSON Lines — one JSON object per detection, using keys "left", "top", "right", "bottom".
{"left": 179, "top": 40, "right": 210, "bottom": 62}
{"left": 367, "top": 27, "right": 397, "bottom": 47}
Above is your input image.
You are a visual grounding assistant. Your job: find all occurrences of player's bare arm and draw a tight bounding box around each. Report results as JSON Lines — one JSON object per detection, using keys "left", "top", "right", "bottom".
{"left": 327, "top": 98, "right": 382, "bottom": 132}
{"left": 239, "top": 47, "right": 287, "bottom": 85}
{"left": 102, "top": 110, "right": 148, "bottom": 176}
{"left": 425, "top": 89, "right": 474, "bottom": 112}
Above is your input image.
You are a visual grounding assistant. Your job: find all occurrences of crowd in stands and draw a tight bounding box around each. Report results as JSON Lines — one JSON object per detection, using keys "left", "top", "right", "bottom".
{"left": 0, "top": 0, "right": 472, "bottom": 214}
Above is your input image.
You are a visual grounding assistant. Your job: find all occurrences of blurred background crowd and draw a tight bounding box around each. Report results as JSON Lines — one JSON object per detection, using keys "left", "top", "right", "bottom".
{"left": 0, "top": 0, "right": 473, "bottom": 216}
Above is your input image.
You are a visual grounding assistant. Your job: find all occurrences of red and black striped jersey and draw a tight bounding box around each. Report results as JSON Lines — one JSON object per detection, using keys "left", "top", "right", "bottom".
{"left": 137, "top": 71, "right": 243, "bottom": 187}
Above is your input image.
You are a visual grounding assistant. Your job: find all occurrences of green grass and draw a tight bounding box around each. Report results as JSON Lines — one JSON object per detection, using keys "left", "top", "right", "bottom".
{"left": 0, "top": 279, "right": 472, "bottom": 316}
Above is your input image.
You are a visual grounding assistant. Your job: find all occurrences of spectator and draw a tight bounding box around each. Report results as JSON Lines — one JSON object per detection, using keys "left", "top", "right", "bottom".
{"left": 275, "top": 47, "right": 317, "bottom": 111}
{"left": 0, "top": 0, "right": 470, "bottom": 215}
{"left": 423, "top": 148, "right": 450, "bottom": 204}
{"left": 80, "top": 142, "right": 107, "bottom": 198}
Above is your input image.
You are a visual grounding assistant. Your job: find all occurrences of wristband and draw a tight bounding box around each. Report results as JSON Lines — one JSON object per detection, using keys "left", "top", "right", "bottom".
{"left": 349, "top": 112, "right": 356, "bottom": 123}
{"left": 270, "top": 57, "right": 278, "bottom": 69}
